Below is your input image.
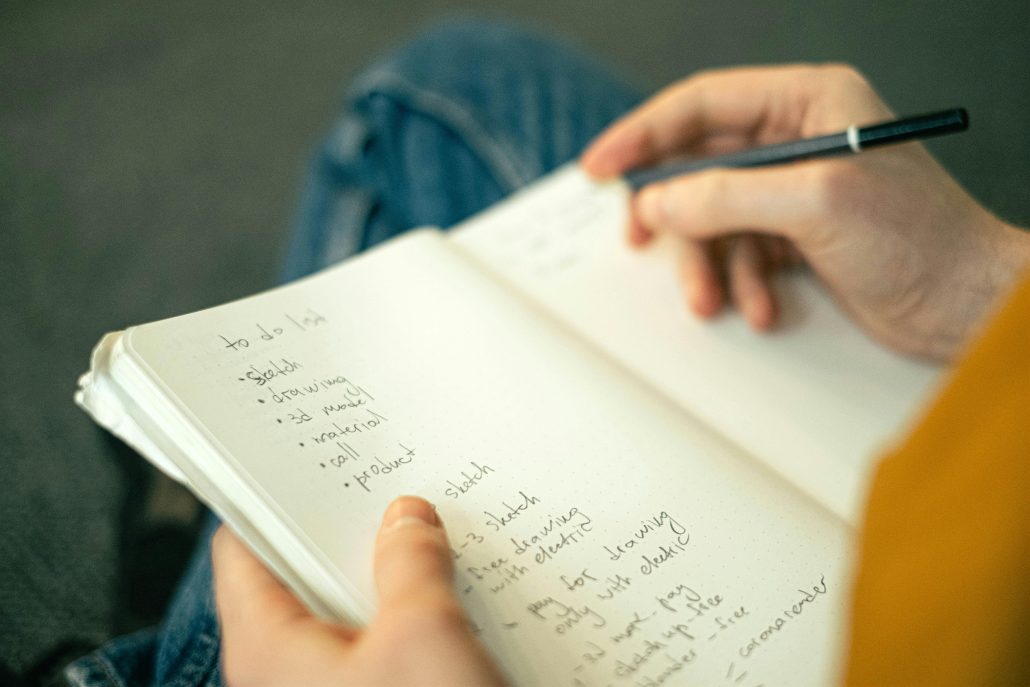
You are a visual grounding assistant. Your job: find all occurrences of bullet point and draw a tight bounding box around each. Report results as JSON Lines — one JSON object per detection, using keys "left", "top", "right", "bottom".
{"left": 257, "top": 399, "right": 265, "bottom": 404}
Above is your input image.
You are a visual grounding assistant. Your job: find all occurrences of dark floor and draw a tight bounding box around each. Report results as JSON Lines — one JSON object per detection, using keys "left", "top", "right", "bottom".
{"left": 2, "top": 0, "right": 1029, "bottom": 683}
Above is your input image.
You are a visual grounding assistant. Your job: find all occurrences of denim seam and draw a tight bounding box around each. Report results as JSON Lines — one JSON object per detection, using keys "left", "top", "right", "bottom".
{"left": 63, "top": 627, "right": 165, "bottom": 687}
{"left": 65, "top": 649, "right": 126, "bottom": 687}
{"left": 167, "top": 627, "right": 218, "bottom": 687}
{"left": 350, "top": 69, "right": 535, "bottom": 195}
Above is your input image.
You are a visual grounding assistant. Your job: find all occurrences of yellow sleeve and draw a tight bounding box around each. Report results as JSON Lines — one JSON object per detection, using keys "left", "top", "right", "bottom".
{"left": 844, "top": 273, "right": 1030, "bottom": 686}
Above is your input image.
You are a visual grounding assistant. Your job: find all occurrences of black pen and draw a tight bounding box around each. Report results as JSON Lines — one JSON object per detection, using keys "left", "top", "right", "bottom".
{"left": 624, "top": 108, "right": 969, "bottom": 190}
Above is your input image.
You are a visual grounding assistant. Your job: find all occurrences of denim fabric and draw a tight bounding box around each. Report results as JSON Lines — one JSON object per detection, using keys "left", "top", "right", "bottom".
{"left": 66, "top": 19, "right": 639, "bottom": 687}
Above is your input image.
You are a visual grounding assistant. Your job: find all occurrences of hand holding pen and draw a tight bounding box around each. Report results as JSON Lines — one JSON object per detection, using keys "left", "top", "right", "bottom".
{"left": 581, "top": 64, "right": 1029, "bottom": 361}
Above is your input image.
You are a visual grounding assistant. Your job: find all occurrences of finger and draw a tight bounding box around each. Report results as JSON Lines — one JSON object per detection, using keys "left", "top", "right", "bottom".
{"left": 582, "top": 63, "right": 893, "bottom": 179}
{"left": 581, "top": 64, "right": 818, "bottom": 177}
{"left": 214, "top": 527, "right": 362, "bottom": 685}
{"left": 212, "top": 526, "right": 312, "bottom": 635}
{"left": 760, "top": 234, "right": 789, "bottom": 268}
{"left": 213, "top": 525, "right": 357, "bottom": 684}
{"left": 635, "top": 164, "right": 819, "bottom": 244}
{"left": 727, "top": 236, "right": 778, "bottom": 331}
{"left": 627, "top": 195, "right": 654, "bottom": 246}
{"left": 677, "top": 239, "right": 724, "bottom": 318}
{"left": 373, "top": 496, "right": 462, "bottom": 617}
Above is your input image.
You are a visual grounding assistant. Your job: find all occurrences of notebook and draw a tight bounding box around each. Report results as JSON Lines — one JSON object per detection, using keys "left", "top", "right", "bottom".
{"left": 76, "top": 164, "right": 942, "bottom": 686}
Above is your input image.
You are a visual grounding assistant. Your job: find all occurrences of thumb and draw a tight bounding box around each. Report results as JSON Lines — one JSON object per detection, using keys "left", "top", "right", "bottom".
{"left": 636, "top": 164, "right": 820, "bottom": 243}
{"left": 373, "top": 496, "right": 462, "bottom": 616}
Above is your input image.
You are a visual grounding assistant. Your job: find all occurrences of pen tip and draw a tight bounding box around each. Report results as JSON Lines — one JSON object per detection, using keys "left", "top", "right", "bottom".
{"left": 957, "top": 108, "right": 970, "bottom": 130}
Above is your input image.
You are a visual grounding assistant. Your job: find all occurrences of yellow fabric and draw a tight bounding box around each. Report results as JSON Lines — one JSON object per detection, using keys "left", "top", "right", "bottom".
{"left": 845, "top": 273, "right": 1030, "bottom": 686}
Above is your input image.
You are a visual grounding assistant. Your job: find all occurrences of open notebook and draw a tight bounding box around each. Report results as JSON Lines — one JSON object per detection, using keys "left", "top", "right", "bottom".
{"left": 77, "top": 165, "right": 941, "bottom": 686}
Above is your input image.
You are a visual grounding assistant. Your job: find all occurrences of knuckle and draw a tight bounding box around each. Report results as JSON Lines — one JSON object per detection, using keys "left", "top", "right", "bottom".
{"left": 379, "top": 527, "right": 451, "bottom": 570}
{"left": 684, "top": 67, "right": 717, "bottom": 88}
{"left": 406, "top": 522, "right": 450, "bottom": 551}
{"left": 792, "top": 62, "right": 826, "bottom": 82}
{"left": 819, "top": 62, "right": 863, "bottom": 83}
{"left": 663, "top": 68, "right": 719, "bottom": 109}
{"left": 818, "top": 63, "right": 874, "bottom": 94}
{"left": 407, "top": 530, "right": 450, "bottom": 563}
{"left": 393, "top": 599, "right": 470, "bottom": 637}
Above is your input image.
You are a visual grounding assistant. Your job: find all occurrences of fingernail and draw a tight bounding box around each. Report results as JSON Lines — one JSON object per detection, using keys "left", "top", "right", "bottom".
{"left": 382, "top": 496, "right": 440, "bottom": 531}
{"left": 637, "top": 187, "right": 664, "bottom": 227}
{"left": 742, "top": 292, "right": 774, "bottom": 332}
{"left": 686, "top": 280, "right": 705, "bottom": 312}
{"left": 690, "top": 283, "right": 722, "bottom": 319}
{"left": 386, "top": 516, "right": 434, "bottom": 532}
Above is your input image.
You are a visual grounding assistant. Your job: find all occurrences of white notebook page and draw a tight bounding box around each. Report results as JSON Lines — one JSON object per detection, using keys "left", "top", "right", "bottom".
{"left": 451, "top": 164, "right": 942, "bottom": 522}
{"left": 125, "top": 229, "right": 851, "bottom": 686}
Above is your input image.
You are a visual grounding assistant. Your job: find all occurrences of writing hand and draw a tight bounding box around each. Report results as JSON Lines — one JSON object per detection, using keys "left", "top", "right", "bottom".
{"left": 582, "top": 64, "right": 1030, "bottom": 361}
{"left": 213, "top": 496, "right": 507, "bottom": 687}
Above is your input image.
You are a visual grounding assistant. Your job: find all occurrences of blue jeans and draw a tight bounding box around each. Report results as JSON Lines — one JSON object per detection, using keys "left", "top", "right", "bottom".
{"left": 65, "top": 19, "right": 639, "bottom": 687}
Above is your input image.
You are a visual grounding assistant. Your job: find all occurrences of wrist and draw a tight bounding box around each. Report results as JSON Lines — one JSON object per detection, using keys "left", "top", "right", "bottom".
{"left": 979, "top": 218, "right": 1030, "bottom": 313}
{"left": 991, "top": 220, "right": 1030, "bottom": 278}
{"left": 940, "top": 217, "right": 1030, "bottom": 361}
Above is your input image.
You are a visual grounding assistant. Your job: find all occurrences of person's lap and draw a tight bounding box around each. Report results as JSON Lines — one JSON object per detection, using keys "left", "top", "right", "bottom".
{"left": 65, "top": 19, "right": 639, "bottom": 686}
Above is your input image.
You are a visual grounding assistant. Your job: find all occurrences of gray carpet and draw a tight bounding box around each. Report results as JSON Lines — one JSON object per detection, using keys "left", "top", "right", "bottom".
{"left": 2, "top": 0, "right": 1028, "bottom": 683}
